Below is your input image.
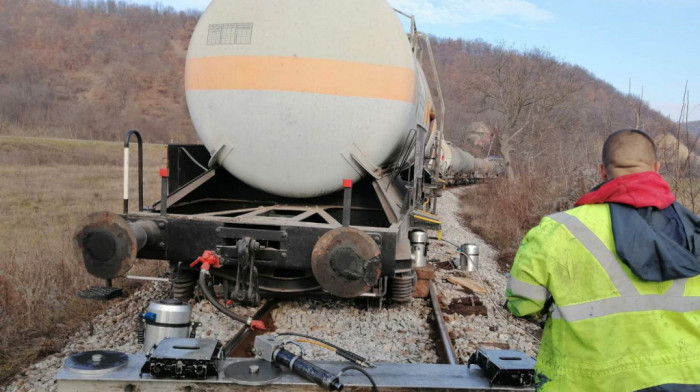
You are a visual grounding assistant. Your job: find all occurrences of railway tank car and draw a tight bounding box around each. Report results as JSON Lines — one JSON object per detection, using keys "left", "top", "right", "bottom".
{"left": 74, "top": 0, "right": 493, "bottom": 309}
{"left": 439, "top": 140, "right": 504, "bottom": 184}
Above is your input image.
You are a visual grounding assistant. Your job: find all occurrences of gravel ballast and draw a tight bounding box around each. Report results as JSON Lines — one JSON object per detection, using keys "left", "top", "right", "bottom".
{"left": 5, "top": 187, "right": 541, "bottom": 392}
{"left": 429, "top": 188, "right": 541, "bottom": 362}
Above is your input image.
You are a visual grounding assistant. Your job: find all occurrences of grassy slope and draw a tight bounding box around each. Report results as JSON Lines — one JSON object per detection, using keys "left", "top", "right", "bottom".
{"left": 0, "top": 135, "right": 166, "bottom": 384}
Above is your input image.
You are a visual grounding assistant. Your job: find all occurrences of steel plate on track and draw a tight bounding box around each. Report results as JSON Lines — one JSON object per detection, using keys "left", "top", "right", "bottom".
{"left": 225, "top": 359, "right": 283, "bottom": 386}
{"left": 64, "top": 350, "right": 128, "bottom": 375}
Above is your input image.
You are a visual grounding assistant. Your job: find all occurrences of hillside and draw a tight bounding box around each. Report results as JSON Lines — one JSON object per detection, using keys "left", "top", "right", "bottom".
{"left": 0, "top": 135, "right": 167, "bottom": 385}
{"left": 1, "top": 0, "right": 684, "bottom": 148}
{"left": 689, "top": 120, "right": 700, "bottom": 136}
{"left": 0, "top": 0, "right": 199, "bottom": 143}
{"left": 424, "top": 38, "right": 694, "bottom": 268}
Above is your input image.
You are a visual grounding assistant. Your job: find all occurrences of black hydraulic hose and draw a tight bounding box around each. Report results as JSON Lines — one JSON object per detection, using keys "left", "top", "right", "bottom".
{"left": 277, "top": 332, "right": 374, "bottom": 368}
{"left": 339, "top": 366, "right": 379, "bottom": 392}
{"left": 198, "top": 270, "right": 249, "bottom": 324}
{"left": 275, "top": 348, "right": 344, "bottom": 391}
{"left": 277, "top": 332, "right": 343, "bottom": 351}
{"left": 429, "top": 237, "right": 461, "bottom": 249}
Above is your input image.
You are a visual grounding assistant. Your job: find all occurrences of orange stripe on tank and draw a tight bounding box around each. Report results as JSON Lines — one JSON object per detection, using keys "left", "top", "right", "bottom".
{"left": 186, "top": 56, "right": 416, "bottom": 103}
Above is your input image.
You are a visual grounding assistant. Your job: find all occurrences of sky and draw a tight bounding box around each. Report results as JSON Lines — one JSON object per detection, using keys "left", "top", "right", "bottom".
{"left": 135, "top": 0, "right": 700, "bottom": 121}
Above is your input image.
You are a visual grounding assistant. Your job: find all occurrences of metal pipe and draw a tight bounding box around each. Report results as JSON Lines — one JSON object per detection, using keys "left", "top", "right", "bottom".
{"left": 414, "top": 125, "right": 427, "bottom": 208}
{"left": 124, "top": 275, "right": 171, "bottom": 282}
{"left": 198, "top": 270, "right": 249, "bottom": 324}
{"left": 342, "top": 179, "right": 352, "bottom": 227}
{"left": 409, "top": 230, "right": 428, "bottom": 268}
{"left": 130, "top": 220, "right": 161, "bottom": 250}
{"left": 123, "top": 129, "right": 143, "bottom": 213}
{"left": 160, "top": 169, "right": 168, "bottom": 216}
{"left": 419, "top": 33, "right": 445, "bottom": 135}
{"left": 429, "top": 282, "right": 457, "bottom": 365}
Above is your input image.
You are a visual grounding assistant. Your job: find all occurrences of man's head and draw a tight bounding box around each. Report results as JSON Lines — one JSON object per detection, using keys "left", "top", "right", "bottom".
{"left": 599, "top": 128, "right": 660, "bottom": 181}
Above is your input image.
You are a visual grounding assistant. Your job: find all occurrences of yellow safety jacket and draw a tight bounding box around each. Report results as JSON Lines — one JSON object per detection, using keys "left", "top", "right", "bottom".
{"left": 506, "top": 204, "right": 700, "bottom": 391}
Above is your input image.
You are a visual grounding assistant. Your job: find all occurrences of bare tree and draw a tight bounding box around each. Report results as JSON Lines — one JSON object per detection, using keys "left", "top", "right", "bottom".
{"left": 467, "top": 46, "right": 580, "bottom": 179}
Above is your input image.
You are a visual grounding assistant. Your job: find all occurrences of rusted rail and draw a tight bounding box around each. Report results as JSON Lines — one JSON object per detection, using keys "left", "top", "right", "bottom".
{"left": 429, "top": 281, "right": 458, "bottom": 365}
{"left": 222, "top": 300, "right": 278, "bottom": 357}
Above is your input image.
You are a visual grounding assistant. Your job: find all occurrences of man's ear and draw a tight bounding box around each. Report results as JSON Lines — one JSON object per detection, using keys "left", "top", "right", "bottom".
{"left": 653, "top": 161, "right": 661, "bottom": 173}
{"left": 598, "top": 164, "right": 608, "bottom": 181}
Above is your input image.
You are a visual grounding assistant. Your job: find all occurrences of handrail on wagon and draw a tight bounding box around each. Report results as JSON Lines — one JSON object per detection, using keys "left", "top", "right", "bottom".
{"left": 123, "top": 129, "right": 144, "bottom": 214}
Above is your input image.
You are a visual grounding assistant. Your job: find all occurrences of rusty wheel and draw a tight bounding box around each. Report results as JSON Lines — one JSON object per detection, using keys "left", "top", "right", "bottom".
{"left": 74, "top": 211, "right": 137, "bottom": 280}
{"left": 311, "top": 227, "right": 381, "bottom": 298}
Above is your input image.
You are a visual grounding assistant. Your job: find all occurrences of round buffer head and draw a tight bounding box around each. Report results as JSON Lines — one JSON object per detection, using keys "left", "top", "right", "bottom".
{"left": 74, "top": 211, "right": 137, "bottom": 279}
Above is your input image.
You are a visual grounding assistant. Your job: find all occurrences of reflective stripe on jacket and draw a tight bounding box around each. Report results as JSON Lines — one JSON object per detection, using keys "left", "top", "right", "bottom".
{"left": 506, "top": 204, "right": 700, "bottom": 391}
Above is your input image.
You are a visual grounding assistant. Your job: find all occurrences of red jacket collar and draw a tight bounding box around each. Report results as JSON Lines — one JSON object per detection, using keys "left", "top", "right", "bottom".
{"left": 575, "top": 171, "right": 675, "bottom": 209}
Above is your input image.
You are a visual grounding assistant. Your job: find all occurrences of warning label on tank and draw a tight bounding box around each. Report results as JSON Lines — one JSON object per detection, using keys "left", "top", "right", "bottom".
{"left": 207, "top": 23, "right": 253, "bottom": 45}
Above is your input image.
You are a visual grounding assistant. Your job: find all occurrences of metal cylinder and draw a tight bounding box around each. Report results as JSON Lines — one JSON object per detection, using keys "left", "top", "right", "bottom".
{"left": 186, "top": 0, "right": 432, "bottom": 198}
{"left": 459, "top": 244, "right": 479, "bottom": 272}
{"left": 142, "top": 299, "right": 192, "bottom": 352}
{"left": 409, "top": 230, "right": 429, "bottom": 268}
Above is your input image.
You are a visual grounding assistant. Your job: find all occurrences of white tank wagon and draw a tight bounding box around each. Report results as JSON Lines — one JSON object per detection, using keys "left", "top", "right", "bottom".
{"left": 440, "top": 140, "right": 492, "bottom": 176}
{"left": 74, "top": 0, "right": 450, "bottom": 308}
{"left": 186, "top": 0, "right": 437, "bottom": 198}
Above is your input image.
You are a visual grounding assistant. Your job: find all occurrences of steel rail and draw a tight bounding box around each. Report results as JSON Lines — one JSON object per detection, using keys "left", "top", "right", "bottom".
{"left": 429, "top": 281, "right": 458, "bottom": 365}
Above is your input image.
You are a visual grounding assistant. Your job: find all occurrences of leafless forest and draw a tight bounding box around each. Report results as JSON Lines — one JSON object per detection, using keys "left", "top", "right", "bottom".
{"left": 0, "top": 0, "right": 199, "bottom": 142}
{"left": 424, "top": 39, "right": 699, "bottom": 267}
{"left": 1, "top": 0, "right": 698, "bottom": 384}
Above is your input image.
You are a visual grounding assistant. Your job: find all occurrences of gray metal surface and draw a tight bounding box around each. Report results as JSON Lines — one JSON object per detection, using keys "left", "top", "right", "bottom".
{"left": 461, "top": 244, "right": 479, "bottom": 272}
{"left": 64, "top": 350, "right": 128, "bottom": 375}
{"left": 252, "top": 336, "right": 281, "bottom": 363}
{"left": 152, "top": 338, "right": 220, "bottom": 361}
{"left": 224, "top": 359, "right": 283, "bottom": 386}
{"left": 147, "top": 300, "right": 192, "bottom": 324}
{"left": 56, "top": 354, "right": 534, "bottom": 391}
{"left": 410, "top": 230, "right": 428, "bottom": 268}
{"left": 143, "top": 300, "right": 192, "bottom": 352}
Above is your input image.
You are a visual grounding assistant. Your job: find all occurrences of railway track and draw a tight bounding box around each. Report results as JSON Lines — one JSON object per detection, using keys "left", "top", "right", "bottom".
{"left": 220, "top": 282, "right": 458, "bottom": 366}
{"left": 10, "top": 189, "right": 539, "bottom": 392}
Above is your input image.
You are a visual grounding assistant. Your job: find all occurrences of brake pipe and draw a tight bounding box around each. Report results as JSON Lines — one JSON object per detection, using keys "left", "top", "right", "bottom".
{"left": 192, "top": 251, "right": 265, "bottom": 330}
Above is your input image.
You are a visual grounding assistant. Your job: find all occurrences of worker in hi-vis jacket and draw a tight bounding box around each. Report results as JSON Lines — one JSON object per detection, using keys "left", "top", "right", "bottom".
{"left": 506, "top": 128, "right": 700, "bottom": 391}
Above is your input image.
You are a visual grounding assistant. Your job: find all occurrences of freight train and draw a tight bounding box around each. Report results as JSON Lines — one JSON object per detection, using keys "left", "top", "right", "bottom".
{"left": 74, "top": 0, "right": 498, "bottom": 312}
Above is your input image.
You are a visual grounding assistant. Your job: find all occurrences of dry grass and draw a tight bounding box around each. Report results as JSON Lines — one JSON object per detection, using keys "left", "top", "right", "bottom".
{"left": 0, "top": 135, "right": 167, "bottom": 384}
{"left": 459, "top": 170, "right": 700, "bottom": 274}
{"left": 458, "top": 175, "right": 592, "bottom": 272}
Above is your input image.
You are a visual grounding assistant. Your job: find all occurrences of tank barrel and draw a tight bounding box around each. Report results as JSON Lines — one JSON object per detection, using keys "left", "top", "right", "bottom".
{"left": 441, "top": 143, "right": 504, "bottom": 178}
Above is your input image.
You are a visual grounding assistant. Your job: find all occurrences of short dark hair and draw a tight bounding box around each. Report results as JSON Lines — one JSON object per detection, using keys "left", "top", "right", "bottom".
{"left": 602, "top": 128, "right": 657, "bottom": 168}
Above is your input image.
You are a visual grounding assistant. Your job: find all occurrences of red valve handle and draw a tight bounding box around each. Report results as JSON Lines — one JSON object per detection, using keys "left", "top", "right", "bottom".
{"left": 190, "top": 250, "right": 221, "bottom": 271}
{"left": 249, "top": 320, "right": 266, "bottom": 331}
